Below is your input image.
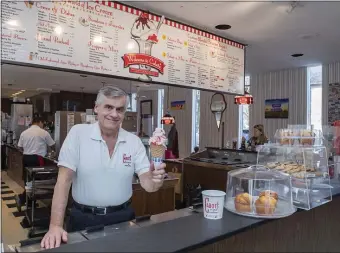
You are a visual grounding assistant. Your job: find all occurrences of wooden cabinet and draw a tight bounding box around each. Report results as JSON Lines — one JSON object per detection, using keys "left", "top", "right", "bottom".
{"left": 132, "top": 178, "right": 178, "bottom": 217}
{"left": 7, "top": 146, "right": 24, "bottom": 188}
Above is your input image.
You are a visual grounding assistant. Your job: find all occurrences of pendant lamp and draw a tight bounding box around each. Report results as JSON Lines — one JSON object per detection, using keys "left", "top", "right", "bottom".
{"left": 161, "top": 86, "right": 175, "bottom": 125}
{"left": 234, "top": 91, "right": 253, "bottom": 105}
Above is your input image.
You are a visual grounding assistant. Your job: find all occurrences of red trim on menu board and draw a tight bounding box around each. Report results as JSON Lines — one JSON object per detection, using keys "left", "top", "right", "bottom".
{"left": 95, "top": 1, "right": 244, "bottom": 49}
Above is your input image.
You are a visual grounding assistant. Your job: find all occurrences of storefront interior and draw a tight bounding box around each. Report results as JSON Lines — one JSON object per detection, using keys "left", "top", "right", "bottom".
{"left": 1, "top": 1, "right": 340, "bottom": 252}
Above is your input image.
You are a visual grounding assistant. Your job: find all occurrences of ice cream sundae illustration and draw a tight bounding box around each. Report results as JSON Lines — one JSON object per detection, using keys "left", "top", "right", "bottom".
{"left": 129, "top": 13, "right": 165, "bottom": 81}
{"left": 78, "top": 17, "right": 89, "bottom": 27}
{"left": 24, "top": 1, "right": 34, "bottom": 8}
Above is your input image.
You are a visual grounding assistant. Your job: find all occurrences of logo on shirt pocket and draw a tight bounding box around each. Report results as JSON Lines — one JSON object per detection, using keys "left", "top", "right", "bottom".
{"left": 123, "top": 154, "right": 132, "bottom": 167}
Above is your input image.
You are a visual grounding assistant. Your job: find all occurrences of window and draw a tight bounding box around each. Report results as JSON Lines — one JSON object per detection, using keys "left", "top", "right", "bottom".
{"left": 157, "top": 89, "right": 164, "bottom": 129}
{"left": 191, "top": 89, "right": 200, "bottom": 151}
{"left": 307, "top": 66, "right": 322, "bottom": 130}
{"left": 126, "top": 93, "right": 137, "bottom": 112}
{"left": 238, "top": 76, "right": 251, "bottom": 143}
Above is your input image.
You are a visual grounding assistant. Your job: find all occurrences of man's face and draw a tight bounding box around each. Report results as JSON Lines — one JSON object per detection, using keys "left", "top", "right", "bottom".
{"left": 94, "top": 96, "right": 126, "bottom": 133}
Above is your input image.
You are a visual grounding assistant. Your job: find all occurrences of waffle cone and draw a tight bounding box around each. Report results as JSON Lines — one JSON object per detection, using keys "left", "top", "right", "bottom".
{"left": 150, "top": 144, "right": 166, "bottom": 158}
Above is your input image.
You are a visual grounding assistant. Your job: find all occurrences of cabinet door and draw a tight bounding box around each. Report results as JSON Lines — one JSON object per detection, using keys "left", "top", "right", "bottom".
{"left": 131, "top": 190, "right": 147, "bottom": 217}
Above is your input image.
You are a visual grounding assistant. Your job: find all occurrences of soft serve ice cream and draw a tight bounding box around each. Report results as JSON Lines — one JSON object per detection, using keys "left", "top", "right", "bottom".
{"left": 149, "top": 128, "right": 167, "bottom": 169}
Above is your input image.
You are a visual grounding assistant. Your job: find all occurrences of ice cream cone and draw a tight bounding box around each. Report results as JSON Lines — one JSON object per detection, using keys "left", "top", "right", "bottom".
{"left": 150, "top": 144, "right": 166, "bottom": 158}
{"left": 149, "top": 128, "right": 167, "bottom": 169}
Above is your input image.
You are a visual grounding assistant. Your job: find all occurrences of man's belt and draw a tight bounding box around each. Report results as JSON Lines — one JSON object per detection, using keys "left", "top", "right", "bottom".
{"left": 74, "top": 199, "right": 131, "bottom": 215}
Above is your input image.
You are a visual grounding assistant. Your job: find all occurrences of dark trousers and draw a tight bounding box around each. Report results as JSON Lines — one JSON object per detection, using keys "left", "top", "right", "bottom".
{"left": 19, "top": 155, "right": 44, "bottom": 203}
{"left": 67, "top": 204, "right": 135, "bottom": 232}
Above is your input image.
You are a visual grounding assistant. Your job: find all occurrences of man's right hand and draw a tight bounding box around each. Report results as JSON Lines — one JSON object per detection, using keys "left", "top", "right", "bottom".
{"left": 41, "top": 225, "right": 68, "bottom": 249}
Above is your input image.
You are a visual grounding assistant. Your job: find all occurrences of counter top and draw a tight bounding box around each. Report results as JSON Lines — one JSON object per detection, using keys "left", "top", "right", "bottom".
{"left": 42, "top": 183, "right": 340, "bottom": 253}
{"left": 5, "top": 144, "right": 58, "bottom": 164}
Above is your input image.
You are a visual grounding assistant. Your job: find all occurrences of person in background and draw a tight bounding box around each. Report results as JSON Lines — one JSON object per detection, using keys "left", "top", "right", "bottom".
{"left": 41, "top": 86, "right": 166, "bottom": 249}
{"left": 191, "top": 146, "right": 199, "bottom": 155}
{"left": 14, "top": 117, "right": 55, "bottom": 212}
{"left": 248, "top": 124, "right": 268, "bottom": 150}
{"left": 167, "top": 122, "right": 179, "bottom": 158}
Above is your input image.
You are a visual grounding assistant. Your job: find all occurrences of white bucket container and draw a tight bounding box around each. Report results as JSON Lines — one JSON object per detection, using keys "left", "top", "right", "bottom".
{"left": 202, "top": 190, "right": 226, "bottom": 220}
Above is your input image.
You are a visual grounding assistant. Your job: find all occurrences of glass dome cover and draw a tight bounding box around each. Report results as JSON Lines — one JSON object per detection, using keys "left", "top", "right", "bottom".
{"left": 225, "top": 165, "right": 296, "bottom": 219}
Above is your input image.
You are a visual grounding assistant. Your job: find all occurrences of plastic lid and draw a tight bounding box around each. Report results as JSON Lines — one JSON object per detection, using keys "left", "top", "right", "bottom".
{"left": 228, "top": 165, "right": 290, "bottom": 180}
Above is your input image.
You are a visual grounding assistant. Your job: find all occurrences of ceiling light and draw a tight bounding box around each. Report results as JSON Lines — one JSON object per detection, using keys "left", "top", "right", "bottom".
{"left": 215, "top": 24, "right": 231, "bottom": 30}
{"left": 291, "top": 53, "right": 304, "bottom": 58}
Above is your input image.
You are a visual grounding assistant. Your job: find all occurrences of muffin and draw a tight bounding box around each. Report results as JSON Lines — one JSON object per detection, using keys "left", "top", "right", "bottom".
{"left": 234, "top": 193, "right": 252, "bottom": 213}
{"left": 259, "top": 190, "right": 278, "bottom": 201}
{"left": 255, "top": 195, "right": 277, "bottom": 215}
{"left": 300, "top": 130, "right": 314, "bottom": 146}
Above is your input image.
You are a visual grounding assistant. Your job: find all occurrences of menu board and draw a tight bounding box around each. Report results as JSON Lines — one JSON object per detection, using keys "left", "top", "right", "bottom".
{"left": 1, "top": 1, "right": 245, "bottom": 94}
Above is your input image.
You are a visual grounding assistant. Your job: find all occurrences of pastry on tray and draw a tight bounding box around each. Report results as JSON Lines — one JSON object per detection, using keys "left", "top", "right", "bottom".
{"left": 234, "top": 193, "right": 252, "bottom": 213}
{"left": 255, "top": 193, "right": 278, "bottom": 215}
{"left": 259, "top": 190, "right": 278, "bottom": 201}
{"left": 300, "top": 130, "right": 314, "bottom": 146}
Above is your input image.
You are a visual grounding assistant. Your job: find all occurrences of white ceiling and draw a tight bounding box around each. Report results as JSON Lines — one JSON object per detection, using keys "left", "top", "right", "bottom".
{"left": 127, "top": 1, "right": 340, "bottom": 74}
{"left": 1, "top": 64, "right": 164, "bottom": 98}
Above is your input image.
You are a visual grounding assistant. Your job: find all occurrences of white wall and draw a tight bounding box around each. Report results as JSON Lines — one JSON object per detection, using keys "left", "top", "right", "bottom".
{"left": 249, "top": 67, "right": 308, "bottom": 140}
{"left": 199, "top": 91, "right": 239, "bottom": 149}
{"left": 163, "top": 86, "right": 193, "bottom": 158}
{"left": 322, "top": 61, "right": 340, "bottom": 125}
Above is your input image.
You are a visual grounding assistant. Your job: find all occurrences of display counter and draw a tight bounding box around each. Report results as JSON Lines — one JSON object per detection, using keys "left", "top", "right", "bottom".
{"left": 5, "top": 144, "right": 178, "bottom": 217}
{"left": 8, "top": 183, "right": 340, "bottom": 252}
{"left": 5, "top": 144, "right": 57, "bottom": 188}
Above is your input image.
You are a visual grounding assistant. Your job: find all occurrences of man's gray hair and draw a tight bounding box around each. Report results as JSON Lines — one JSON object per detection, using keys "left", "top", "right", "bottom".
{"left": 95, "top": 86, "right": 128, "bottom": 107}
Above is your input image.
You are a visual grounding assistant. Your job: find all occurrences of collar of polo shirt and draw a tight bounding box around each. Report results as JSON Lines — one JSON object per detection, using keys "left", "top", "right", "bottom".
{"left": 90, "top": 122, "right": 127, "bottom": 143}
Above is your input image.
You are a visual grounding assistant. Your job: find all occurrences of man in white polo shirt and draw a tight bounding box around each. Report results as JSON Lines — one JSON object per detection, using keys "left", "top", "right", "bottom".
{"left": 41, "top": 86, "right": 166, "bottom": 249}
{"left": 15, "top": 117, "right": 55, "bottom": 212}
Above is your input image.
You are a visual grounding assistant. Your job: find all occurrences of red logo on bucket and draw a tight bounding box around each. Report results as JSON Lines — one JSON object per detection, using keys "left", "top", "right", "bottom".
{"left": 204, "top": 197, "right": 219, "bottom": 213}
{"left": 122, "top": 54, "right": 165, "bottom": 74}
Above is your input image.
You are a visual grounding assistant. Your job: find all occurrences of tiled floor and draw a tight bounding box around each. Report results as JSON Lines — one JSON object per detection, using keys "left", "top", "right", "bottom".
{"left": 1, "top": 171, "right": 30, "bottom": 246}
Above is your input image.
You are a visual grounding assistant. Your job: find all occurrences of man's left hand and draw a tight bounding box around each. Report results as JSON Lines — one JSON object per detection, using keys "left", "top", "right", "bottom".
{"left": 149, "top": 162, "right": 166, "bottom": 183}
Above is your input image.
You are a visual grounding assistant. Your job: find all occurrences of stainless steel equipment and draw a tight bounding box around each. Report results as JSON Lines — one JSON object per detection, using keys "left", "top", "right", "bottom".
{"left": 10, "top": 104, "right": 33, "bottom": 141}
{"left": 189, "top": 147, "right": 257, "bottom": 166}
{"left": 54, "top": 111, "right": 84, "bottom": 155}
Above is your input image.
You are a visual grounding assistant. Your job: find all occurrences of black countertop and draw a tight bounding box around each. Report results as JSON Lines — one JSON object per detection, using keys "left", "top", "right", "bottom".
{"left": 41, "top": 182, "right": 340, "bottom": 253}
{"left": 43, "top": 210, "right": 263, "bottom": 253}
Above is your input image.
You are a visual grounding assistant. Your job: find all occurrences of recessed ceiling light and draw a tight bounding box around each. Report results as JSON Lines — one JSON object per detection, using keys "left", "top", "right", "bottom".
{"left": 291, "top": 53, "right": 304, "bottom": 58}
{"left": 215, "top": 24, "right": 231, "bottom": 30}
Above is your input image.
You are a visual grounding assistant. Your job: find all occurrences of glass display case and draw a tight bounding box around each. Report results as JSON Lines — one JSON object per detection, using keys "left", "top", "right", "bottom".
{"left": 257, "top": 144, "right": 332, "bottom": 210}
{"left": 225, "top": 165, "right": 296, "bottom": 219}
{"left": 274, "top": 128, "right": 323, "bottom": 146}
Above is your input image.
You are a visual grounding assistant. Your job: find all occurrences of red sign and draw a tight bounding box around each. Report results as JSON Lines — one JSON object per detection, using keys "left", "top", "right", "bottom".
{"left": 122, "top": 53, "right": 165, "bottom": 74}
{"left": 204, "top": 197, "right": 219, "bottom": 213}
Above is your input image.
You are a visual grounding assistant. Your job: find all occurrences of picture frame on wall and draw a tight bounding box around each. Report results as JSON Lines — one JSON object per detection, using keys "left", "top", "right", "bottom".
{"left": 265, "top": 99, "right": 289, "bottom": 119}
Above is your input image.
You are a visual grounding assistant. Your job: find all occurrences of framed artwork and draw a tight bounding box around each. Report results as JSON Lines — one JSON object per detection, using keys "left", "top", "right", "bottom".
{"left": 265, "top": 99, "right": 289, "bottom": 119}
